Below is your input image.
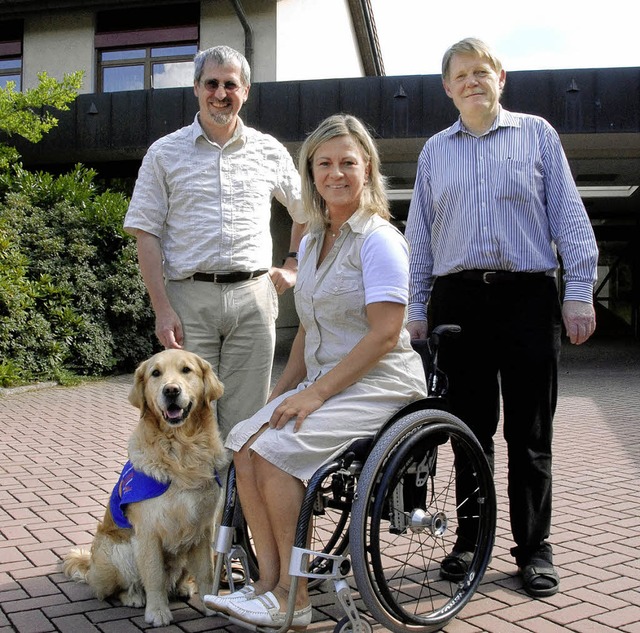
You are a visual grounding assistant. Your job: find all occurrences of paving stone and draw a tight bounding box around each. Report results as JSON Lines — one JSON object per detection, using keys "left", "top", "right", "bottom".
{"left": 0, "top": 337, "right": 639, "bottom": 633}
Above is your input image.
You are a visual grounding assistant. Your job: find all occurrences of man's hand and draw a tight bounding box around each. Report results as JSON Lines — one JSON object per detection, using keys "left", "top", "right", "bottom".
{"left": 562, "top": 300, "right": 596, "bottom": 345}
{"left": 155, "top": 306, "right": 184, "bottom": 349}
{"left": 407, "top": 320, "right": 428, "bottom": 340}
{"left": 269, "top": 263, "right": 297, "bottom": 295}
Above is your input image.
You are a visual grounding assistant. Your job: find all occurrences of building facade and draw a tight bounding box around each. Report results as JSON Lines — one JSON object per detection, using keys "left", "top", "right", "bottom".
{"left": 2, "top": 0, "right": 639, "bottom": 336}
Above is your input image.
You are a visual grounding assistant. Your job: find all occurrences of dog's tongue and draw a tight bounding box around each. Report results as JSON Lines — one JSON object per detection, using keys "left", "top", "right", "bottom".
{"left": 166, "top": 405, "right": 183, "bottom": 420}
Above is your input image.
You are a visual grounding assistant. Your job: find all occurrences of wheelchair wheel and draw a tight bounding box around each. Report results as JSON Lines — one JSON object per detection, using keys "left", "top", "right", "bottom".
{"left": 350, "top": 409, "right": 495, "bottom": 633}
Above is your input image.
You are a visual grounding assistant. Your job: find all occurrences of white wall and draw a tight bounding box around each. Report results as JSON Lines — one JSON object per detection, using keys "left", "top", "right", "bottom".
{"left": 18, "top": 0, "right": 365, "bottom": 91}
{"left": 276, "top": 0, "right": 363, "bottom": 80}
{"left": 200, "top": 0, "right": 278, "bottom": 82}
{"left": 23, "top": 10, "right": 95, "bottom": 93}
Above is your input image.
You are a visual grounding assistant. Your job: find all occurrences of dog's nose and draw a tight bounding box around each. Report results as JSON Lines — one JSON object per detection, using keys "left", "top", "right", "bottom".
{"left": 163, "top": 384, "right": 181, "bottom": 399}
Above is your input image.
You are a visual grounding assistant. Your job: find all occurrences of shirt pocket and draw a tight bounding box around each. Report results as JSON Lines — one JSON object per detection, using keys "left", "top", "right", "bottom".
{"left": 494, "top": 159, "right": 536, "bottom": 205}
{"left": 325, "top": 276, "right": 360, "bottom": 295}
{"left": 318, "top": 274, "right": 366, "bottom": 328}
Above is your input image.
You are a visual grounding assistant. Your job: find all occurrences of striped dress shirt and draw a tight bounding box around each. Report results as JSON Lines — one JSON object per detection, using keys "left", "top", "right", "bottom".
{"left": 405, "top": 107, "right": 598, "bottom": 323}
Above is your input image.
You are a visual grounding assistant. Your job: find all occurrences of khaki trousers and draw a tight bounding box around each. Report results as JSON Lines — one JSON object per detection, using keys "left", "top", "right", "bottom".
{"left": 166, "top": 274, "right": 279, "bottom": 439}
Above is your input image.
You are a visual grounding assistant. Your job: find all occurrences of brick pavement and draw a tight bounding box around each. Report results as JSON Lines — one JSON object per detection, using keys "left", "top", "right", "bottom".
{"left": 1, "top": 333, "right": 639, "bottom": 633}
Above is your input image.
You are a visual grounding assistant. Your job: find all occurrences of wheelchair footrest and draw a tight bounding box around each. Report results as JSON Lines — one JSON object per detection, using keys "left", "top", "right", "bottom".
{"left": 289, "top": 546, "right": 349, "bottom": 580}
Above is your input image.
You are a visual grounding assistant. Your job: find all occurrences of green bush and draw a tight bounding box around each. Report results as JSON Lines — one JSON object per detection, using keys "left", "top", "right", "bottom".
{"left": 0, "top": 163, "right": 158, "bottom": 387}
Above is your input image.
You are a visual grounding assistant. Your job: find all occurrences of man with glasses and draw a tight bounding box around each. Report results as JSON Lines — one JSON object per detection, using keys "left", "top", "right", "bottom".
{"left": 124, "top": 46, "right": 306, "bottom": 439}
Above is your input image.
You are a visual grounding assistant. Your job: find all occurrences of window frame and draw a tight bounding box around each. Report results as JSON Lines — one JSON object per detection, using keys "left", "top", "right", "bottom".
{"left": 95, "top": 4, "right": 199, "bottom": 94}
{"left": 0, "top": 20, "right": 23, "bottom": 91}
{"left": 97, "top": 43, "right": 198, "bottom": 92}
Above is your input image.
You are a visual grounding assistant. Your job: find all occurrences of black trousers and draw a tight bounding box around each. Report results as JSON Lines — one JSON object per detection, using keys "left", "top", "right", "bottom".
{"left": 430, "top": 273, "right": 562, "bottom": 565}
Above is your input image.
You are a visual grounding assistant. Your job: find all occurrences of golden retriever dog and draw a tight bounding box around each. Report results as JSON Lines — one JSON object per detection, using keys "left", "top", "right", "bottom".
{"left": 63, "top": 349, "right": 228, "bottom": 627}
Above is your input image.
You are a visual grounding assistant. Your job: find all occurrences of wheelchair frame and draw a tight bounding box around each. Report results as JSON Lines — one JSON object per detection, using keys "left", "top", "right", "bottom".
{"left": 210, "top": 325, "right": 496, "bottom": 633}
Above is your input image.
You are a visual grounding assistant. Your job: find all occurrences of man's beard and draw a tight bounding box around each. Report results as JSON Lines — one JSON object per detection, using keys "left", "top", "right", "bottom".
{"left": 208, "top": 108, "right": 233, "bottom": 127}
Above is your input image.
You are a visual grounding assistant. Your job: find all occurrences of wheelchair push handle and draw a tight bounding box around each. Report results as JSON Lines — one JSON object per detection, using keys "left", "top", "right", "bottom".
{"left": 411, "top": 323, "right": 461, "bottom": 359}
{"left": 411, "top": 324, "right": 461, "bottom": 399}
{"left": 430, "top": 323, "right": 461, "bottom": 347}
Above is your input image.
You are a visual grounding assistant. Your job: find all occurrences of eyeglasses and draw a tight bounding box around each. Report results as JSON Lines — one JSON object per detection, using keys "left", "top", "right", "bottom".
{"left": 201, "top": 79, "right": 242, "bottom": 93}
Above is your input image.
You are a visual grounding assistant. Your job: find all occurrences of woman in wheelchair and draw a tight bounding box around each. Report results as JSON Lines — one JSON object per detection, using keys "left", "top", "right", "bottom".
{"left": 205, "top": 114, "right": 428, "bottom": 629}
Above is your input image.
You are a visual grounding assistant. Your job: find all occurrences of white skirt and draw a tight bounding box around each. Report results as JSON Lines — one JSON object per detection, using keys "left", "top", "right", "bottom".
{"left": 225, "top": 378, "right": 422, "bottom": 480}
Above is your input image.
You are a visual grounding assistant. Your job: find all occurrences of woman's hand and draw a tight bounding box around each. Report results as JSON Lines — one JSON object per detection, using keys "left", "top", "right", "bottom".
{"left": 269, "top": 387, "right": 325, "bottom": 432}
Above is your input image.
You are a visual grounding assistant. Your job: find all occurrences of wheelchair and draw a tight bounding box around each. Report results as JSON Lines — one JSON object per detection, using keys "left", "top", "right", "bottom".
{"left": 211, "top": 324, "right": 496, "bottom": 633}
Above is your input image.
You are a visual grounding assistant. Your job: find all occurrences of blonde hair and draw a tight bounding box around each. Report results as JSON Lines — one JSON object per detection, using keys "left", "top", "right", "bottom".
{"left": 298, "top": 114, "right": 389, "bottom": 232}
{"left": 441, "top": 37, "right": 503, "bottom": 79}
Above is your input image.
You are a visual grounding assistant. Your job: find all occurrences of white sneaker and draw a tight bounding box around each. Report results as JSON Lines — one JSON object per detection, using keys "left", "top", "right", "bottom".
{"left": 227, "top": 591, "right": 312, "bottom": 630}
{"left": 203, "top": 585, "right": 255, "bottom": 614}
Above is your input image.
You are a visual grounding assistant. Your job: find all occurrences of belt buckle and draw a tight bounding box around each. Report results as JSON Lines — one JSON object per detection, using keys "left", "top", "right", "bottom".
{"left": 482, "top": 271, "right": 497, "bottom": 284}
{"left": 212, "top": 272, "right": 221, "bottom": 283}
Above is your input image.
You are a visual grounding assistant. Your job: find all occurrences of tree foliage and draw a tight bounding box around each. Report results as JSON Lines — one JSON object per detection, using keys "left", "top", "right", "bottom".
{"left": 0, "top": 70, "right": 84, "bottom": 169}
{"left": 0, "top": 165, "right": 157, "bottom": 386}
{"left": 0, "top": 71, "right": 157, "bottom": 386}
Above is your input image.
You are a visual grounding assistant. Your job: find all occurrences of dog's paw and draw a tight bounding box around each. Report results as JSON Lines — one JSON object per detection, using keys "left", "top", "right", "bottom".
{"left": 119, "top": 587, "right": 145, "bottom": 608}
{"left": 145, "top": 604, "right": 172, "bottom": 627}
{"left": 176, "top": 578, "right": 196, "bottom": 599}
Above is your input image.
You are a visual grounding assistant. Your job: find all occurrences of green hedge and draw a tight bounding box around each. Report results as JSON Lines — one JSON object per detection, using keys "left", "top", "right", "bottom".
{"left": 0, "top": 163, "right": 158, "bottom": 387}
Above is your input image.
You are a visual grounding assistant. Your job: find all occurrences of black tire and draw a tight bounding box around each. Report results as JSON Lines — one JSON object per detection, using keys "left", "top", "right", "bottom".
{"left": 350, "top": 409, "right": 495, "bottom": 633}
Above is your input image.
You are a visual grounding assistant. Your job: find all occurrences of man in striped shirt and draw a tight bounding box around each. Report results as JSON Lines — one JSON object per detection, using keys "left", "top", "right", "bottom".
{"left": 405, "top": 37, "right": 598, "bottom": 598}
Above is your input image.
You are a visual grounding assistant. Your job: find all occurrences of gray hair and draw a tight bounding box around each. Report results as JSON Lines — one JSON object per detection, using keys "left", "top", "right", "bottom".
{"left": 298, "top": 114, "right": 390, "bottom": 232}
{"left": 441, "top": 37, "right": 503, "bottom": 79}
{"left": 194, "top": 46, "right": 251, "bottom": 85}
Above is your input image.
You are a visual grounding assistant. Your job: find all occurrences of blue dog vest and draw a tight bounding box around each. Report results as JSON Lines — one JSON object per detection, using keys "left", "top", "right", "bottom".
{"left": 109, "top": 461, "right": 171, "bottom": 529}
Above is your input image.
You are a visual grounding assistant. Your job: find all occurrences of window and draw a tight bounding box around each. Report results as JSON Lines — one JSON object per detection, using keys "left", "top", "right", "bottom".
{"left": 95, "top": 4, "right": 199, "bottom": 93}
{"left": 99, "top": 44, "right": 198, "bottom": 92}
{"left": 0, "top": 20, "right": 23, "bottom": 91}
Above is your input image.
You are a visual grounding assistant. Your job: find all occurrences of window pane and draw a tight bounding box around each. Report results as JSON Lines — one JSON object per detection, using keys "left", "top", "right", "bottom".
{"left": 0, "top": 74, "right": 21, "bottom": 90}
{"left": 103, "top": 65, "right": 144, "bottom": 92}
{"left": 102, "top": 49, "right": 145, "bottom": 61}
{"left": 0, "top": 58, "right": 21, "bottom": 71}
{"left": 151, "top": 44, "right": 197, "bottom": 58}
{"left": 152, "top": 61, "right": 194, "bottom": 88}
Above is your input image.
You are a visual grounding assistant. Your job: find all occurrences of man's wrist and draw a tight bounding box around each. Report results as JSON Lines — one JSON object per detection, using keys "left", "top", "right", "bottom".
{"left": 282, "top": 251, "right": 298, "bottom": 265}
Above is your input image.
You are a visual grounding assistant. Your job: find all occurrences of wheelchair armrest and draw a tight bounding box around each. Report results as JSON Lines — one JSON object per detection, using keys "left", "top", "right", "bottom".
{"left": 341, "top": 438, "right": 374, "bottom": 468}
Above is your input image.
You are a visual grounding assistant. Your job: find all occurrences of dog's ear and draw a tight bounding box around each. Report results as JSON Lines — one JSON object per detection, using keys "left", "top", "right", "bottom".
{"left": 198, "top": 356, "right": 224, "bottom": 403}
{"left": 129, "top": 359, "right": 148, "bottom": 410}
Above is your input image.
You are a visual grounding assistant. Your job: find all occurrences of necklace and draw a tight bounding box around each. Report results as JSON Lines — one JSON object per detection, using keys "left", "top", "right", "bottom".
{"left": 326, "top": 225, "right": 338, "bottom": 238}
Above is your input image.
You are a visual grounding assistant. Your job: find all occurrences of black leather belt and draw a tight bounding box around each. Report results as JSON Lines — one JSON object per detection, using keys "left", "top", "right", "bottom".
{"left": 192, "top": 269, "right": 268, "bottom": 283}
{"left": 446, "top": 270, "right": 548, "bottom": 284}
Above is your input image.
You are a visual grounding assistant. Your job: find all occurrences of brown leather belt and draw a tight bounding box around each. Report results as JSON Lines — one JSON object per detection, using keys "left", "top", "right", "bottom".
{"left": 447, "top": 270, "right": 548, "bottom": 284}
{"left": 192, "top": 269, "right": 268, "bottom": 283}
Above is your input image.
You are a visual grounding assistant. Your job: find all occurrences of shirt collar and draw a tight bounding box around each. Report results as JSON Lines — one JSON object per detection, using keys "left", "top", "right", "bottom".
{"left": 343, "top": 206, "right": 376, "bottom": 234}
{"left": 309, "top": 206, "right": 375, "bottom": 244}
{"left": 447, "top": 106, "right": 520, "bottom": 137}
{"left": 192, "top": 113, "right": 246, "bottom": 148}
